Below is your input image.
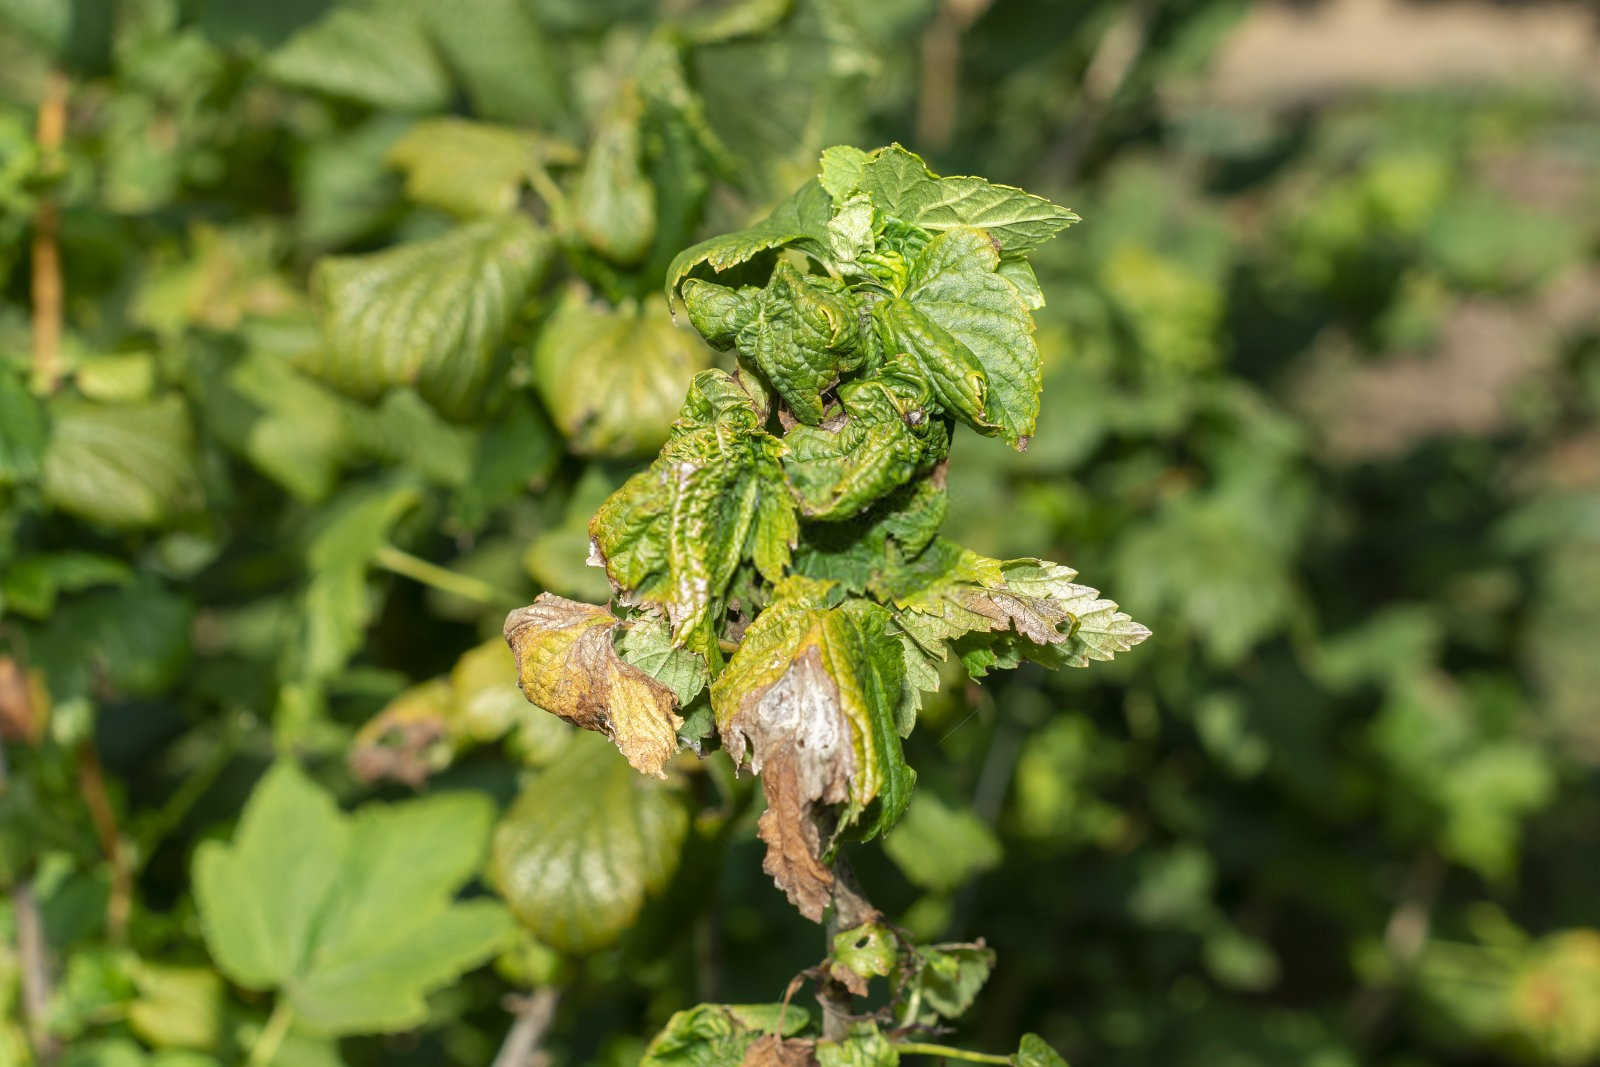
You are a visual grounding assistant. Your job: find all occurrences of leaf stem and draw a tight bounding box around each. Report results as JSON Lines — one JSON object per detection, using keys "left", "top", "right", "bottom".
{"left": 490, "top": 988, "right": 559, "bottom": 1067}
{"left": 75, "top": 739, "right": 132, "bottom": 942}
{"left": 247, "top": 999, "right": 294, "bottom": 1067}
{"left": 894, "top": 1041, "right": 1013, "bottom": 1064}
{"left": 373, "top": 545, "right": 512, "bottom": 607}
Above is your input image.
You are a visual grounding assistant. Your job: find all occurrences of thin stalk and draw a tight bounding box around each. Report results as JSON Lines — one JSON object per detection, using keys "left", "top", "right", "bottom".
{"left": 894, "top": 1042, "right": 1013, "bottom": 1064}
{"left": 373, "top": 545, "right": 513, "bottom": 607}
{"left": 247, "top": 999, "right": 294, "bottom": 1067}
{"left": 75, "top": 740, "right": 132, "bottom": 941}
{"left": 490, "top": 988, "right": 560, "bottom": 1067}
{"left": 30, "top": 70, "right": 67, "bottom": 393}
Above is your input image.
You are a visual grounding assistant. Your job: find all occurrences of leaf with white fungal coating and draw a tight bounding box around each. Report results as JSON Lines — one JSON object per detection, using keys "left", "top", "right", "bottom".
{"left": 710, "top": 576, "right": 913, "bottom": 920}
{"left": 503, "top": 594, "right": 686, "bottom": 777}
{"left": 588, "top": 370, "right": 796, "bottom": 653}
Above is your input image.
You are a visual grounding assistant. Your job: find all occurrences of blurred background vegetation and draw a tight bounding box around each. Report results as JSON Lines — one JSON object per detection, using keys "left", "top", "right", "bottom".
{"left": 1, "top": 0, "right": 1598, "bottom": 1065}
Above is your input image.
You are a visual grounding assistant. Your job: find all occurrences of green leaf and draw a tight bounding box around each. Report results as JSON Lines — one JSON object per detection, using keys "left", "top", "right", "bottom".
{"left": 616, "top": 614, "right": 710, "bottom": 709}
{"left": 792, "top": 477, "right": 948, "bottom": 595}
{"left": 830, "top": 921, "right": 896, "bottom": 995}
{"left": 194, "top": 762, "right": 511, "bottom": 1035}
{"left": 641, "top": 1003, "right": 810, "bottom": 1067}
{"left": 1, "top": 551, "right": 131, "bottom": 620}
{"left": 42, "top": 395, "right": 203, "bottom": 528}
{"left": 30, "top": 578, "right": 192, "bottom": 700}
{"left": 503, "top": 594, "right": 689, "bottom": 778}
{"left": 307, "top": 217, "right": 554, "bottom": 418}
{"left": 910, "top": 942, "right": 996, "bottom": 1020}
{"left": 0, "top": 369, "right": 46, "bottom": 487}
{"left": 782, "top": 365, "right": 948, "bottom": 520}
{"left": 387, "top": 118, "right": 572, "bottom": 218}
{"left": 710, "top": 576, "right": 912, "bottom": 920}
{"left": 883, "top": 793, "right": 1001, "bottom": 893}
{"left": 303, "top": 483, "right": 421, "bottom": 680}
{"left": 264, "top": 5, "right": 451, "bottom": 111}
{"left": 490, "top": 731, "right": 688, "bottom": 954}
{"left": 720, "top": 262, "right": 865, "bottom": 425}
{"left": 589, "top": 370, "right": 796, "bottom": 648}
{"left": 125, "top": 959, "right": 225, "bottom": 1051}
{"left": 885, "top": 541, "right": 1150, "bottom": 671}
{"left": 848, "top": 144, "right": 1077, "bottom": 254}
{"left": 575, "top": 88, "right": 657, "bottom": 265}
{"left": 1016, "top": 1033, "right": 1070, "bottom": 1067}
{"left": 816, "top": 1023, "right": 899, "bottom": 1067}
{"left": 665, "top": 178, "right": 833, "bottom": 301}
{"left": 414, "top": 0, "right": 567, "bottom": 124}
{"left": 533, "top": 287, "right": 713, "bottom": 459}
{"left": 876, "top": 226, "right": 1042, "bottom": 449}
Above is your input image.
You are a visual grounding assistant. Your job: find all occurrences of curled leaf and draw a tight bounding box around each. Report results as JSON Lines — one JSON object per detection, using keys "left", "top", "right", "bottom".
{"left": 590, "top": 370, "right": 796, "bottom": 649}
{"left": 503, "top": 594, "right": 688, "bottom": 778}
{"left": 711, "top": 576, "right": 912, "bottom": 920}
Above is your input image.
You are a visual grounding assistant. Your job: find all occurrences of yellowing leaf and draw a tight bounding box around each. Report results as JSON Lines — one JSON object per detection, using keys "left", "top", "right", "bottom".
{"left": 503, "top": 594, "right": 690, "bottom": 778}
{"left": 387, "top": 118, "right": 575, "bottom": 218}
{"left": 886, "top": 541, "right": 1150, "bottom": 670}
{"left": 710, "top": 576, "right": 912, "bottom": 920}
{"left": 534, "top": 287, "right": 713, "bottom": 459}
{"left": 490, "top": 731, "right": 688, "bottom": 954}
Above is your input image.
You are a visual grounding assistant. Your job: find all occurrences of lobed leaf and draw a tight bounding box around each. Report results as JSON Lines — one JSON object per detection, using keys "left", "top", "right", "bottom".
{"left": 264, "top": 6, "right": 451, "bottom": 111}
{"left": 664, "top": 178, "right": 833, "bottom": 301}
{"left": 193, "top": 763, "right": 511, "bottom": 1035}
{"left": 386, "top": 118, "right": 574, "bottom": 218}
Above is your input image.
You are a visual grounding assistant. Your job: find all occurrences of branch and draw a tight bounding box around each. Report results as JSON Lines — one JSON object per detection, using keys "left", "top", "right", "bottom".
{"left": 916, "top": 0, "right": 998, "bottom": 150}
{"left": 75, "top": 740, "right": 132, "bottom": 942}
{"left": 491, "top": 988, "right": 560, "bottom": 1067}
{"left": 2, "top": 742, "right": 61, "bottom": 1063}
{"left": 895, "top": 1041, "right": 1012, "bottom": 1064}
{"left": 31, "top": 70, "right": 67, "bottom": 394}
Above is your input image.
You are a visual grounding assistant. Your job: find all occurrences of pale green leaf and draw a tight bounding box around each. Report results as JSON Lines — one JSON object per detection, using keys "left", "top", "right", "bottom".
{"left": 308, "top": 217, "right": 554, "bottom": 418}
{"left": 490, "top": 731, "right": 689, "bottom": 954}
{"left": 883, "top": 793, "right": 1001, "bottom": 893}
{"left": 42, "top": 395, "right": 203, "bottom": 527}
{"left": 194, "top": 762, "right": 510, "bottom": 1036}
{"left": 816, "top": 1023, "right": 899, "bottom": 1067}
{"left": 303, "top": 483, "right": 421, "bottom": 680}
{"left": 264, "top": 5, "right": 451, "bottom": 111}
{"left": 911, "top": 942, "right": 995, "bottom": 1020}
{"left": 886, "top": 541, "right": 1150, "bottom": 670}
{"left": 852, "top": 144, "right": 1077, "bottom": 254}
{"left": 534, "top": 287, "right": 713, "bottom": 459}
{"left": 616, "top": 614, "right": 710, "bottom": 708}
{"left": 1, "top": 551, "right": 131, "bottom": 620}
{"left": 721, "top": 262, "right": 865, "bottom": 425}
{"left": 575, "top": 87, "right": 657, "bottom": 265}
{"left": 387, "top": 118, "right": 571, "bottom": 218}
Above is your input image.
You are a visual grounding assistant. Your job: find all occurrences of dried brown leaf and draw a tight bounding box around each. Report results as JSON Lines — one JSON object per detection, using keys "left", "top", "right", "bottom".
{"left": 503, "top": 594, "right": 684, "bottom": 778}
{"left": 743, "top": 1034, "right": 818, "bottom": 1067}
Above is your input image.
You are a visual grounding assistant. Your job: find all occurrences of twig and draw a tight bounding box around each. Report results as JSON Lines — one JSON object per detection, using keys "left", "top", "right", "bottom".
{"left": 1, "top": 740, "right": 61, "bottom": 1063}
{"left": 31, "top": 70, "right": 67, "bottom": 394}
{"left": 491, "top": 988, "right": 560, "bottom": 1067}
{"left": 915, "top": 0, "right": 998, "bottom": 151}
{"left": 373, "top": 545, "right": 514, "bottom": 607}
{"left": 75, "top": 740, "right": 132, "bottom": 942}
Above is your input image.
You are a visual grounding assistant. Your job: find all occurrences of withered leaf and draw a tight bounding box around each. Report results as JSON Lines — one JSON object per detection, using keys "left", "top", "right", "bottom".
{"left": 711, "top": 577, "right": 913, "bottom": 920}
{"left": 503, "top": 594, "right": 686, "bottom": 778}
{"left": 744, "top": 1034, "right": 819, "bottom": 1067}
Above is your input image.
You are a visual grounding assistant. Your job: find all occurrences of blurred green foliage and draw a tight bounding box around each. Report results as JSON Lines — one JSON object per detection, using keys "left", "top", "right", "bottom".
{"left": 1, "top": 1, "right": 1598, "bottom": 1065}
